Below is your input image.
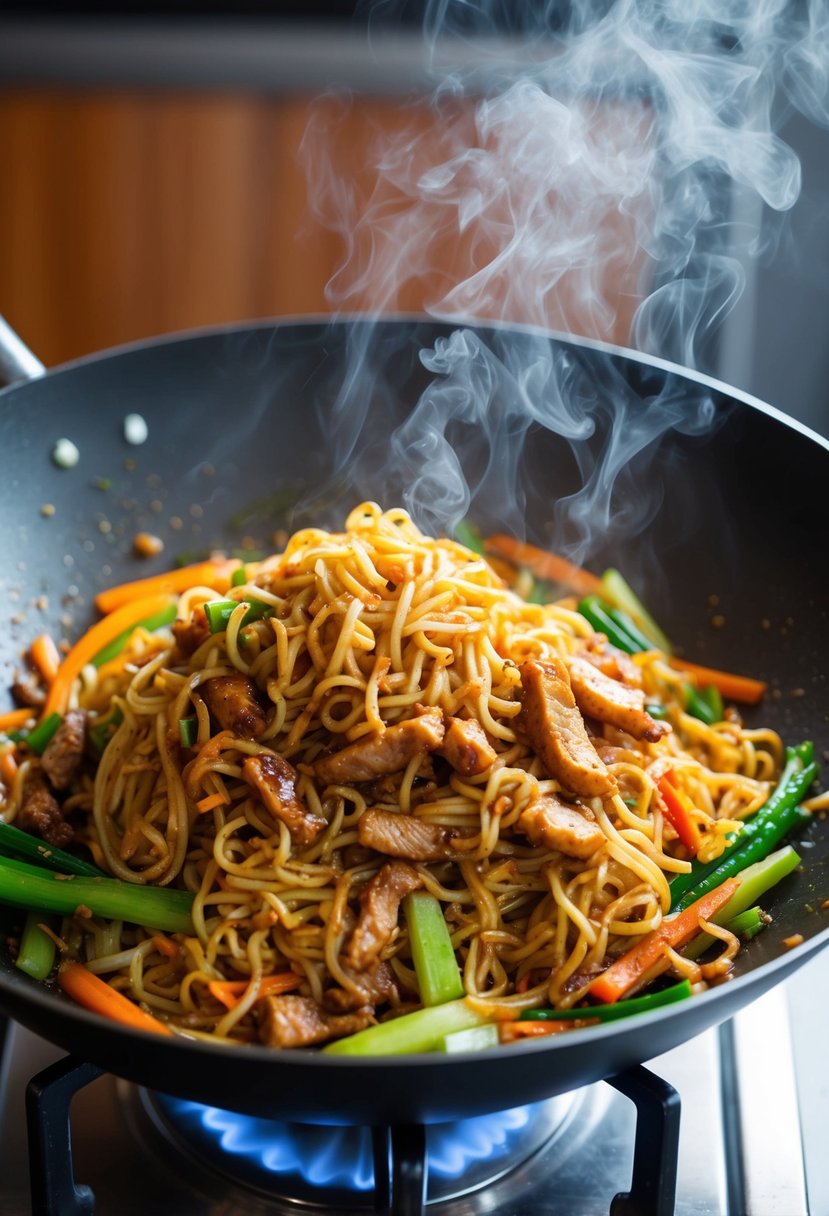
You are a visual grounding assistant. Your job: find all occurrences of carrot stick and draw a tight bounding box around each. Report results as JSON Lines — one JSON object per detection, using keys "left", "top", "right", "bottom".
{"left": 484, "top": 535, "right": 603, "bottom": 597}
{"left": 657, "top": 771, "right": 701, "bottom": 855}
{"left": 151, "top": 935, "right": 180, "bottom": 959}
{"left": 58, "top": 961, "right": 171, "bottom": 1036}
{"left": 0, "top": 708, "right": 36, "bottom": 732}
{"left": 208, "top": 972, "right": 302, "bottom": 1011}
{"left": 30, "top": 634, "right": 62, "bottom": 686}
{"left": 0, "top": 750, "right": 18, "bottom": 786}
{"left": 195, "top": 791, "right": 229, "bottom": 815}
{"left": 499, "top": 1019, "right": 597, "bottom": 1041}
{"left": 95, "top": 560, "right": 239, "bottom": 614}
{"left": 667, "top": 657, "right": 766, "bottom": 705}
{"left": 43, "top": 594, "right": 176, "bottom": 719}
{"left": 589, "top": 877, "right": 740, "bottom": 1004}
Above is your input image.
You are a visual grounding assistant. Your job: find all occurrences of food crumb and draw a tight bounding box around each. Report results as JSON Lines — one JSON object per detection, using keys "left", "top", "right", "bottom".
{"left": 707, "top": 594, "right": 719, "bottom": 607}
{"left": 34, "top": 596, "right": 48, "bottom": 611}
{"left": 93, "top": 476, "right": 111, "bottom": 491}
{"left": 40, "top": 503, "right": 56, "bottom": 517}
{"left": 52, "top": 438, "right": 80, "bottom": 468}
{"left": 97, "top": 519, "right": 112, "bottom": 535}
{"left": 821, "top": 899, "right": 829, "bottom": 911}
{"left": 169, "top": 516, "right": 184, "bottom": 531}
{"left": 711, "top": 614, "right": 725, "bottom": 629}
{"left": 761, "top": 618, "right": 771, "bottom": 630}
{"left": 133, "top": 532, "right": 165, "bottom": 559}
{"left": 790, "top": 688, "right": 806, "bottom": 698}
{"left": 73, "top": 904, "right": 93, "bottom": 919}
{"left": 783, "top": 934, "right": 804, "bottom": 949}
{"left": 124, "top": 413, "right": 149, "bottom": 445}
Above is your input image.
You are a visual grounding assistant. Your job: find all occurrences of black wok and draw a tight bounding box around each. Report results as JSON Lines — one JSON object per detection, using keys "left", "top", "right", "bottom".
{"left": 0, "top": 315, "right": 827, "bottom": 1127}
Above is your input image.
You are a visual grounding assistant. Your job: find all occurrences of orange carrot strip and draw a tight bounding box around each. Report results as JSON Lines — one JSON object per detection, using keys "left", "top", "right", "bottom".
{"left": 589, "top": 877, "right": 740, "bottom": 1004}
{"left": 95, "top": 560, "right": 239, "bottom": 614}
{"left": 499, "top": 1019, "right": 596, "bottom": 1041}
{"left": 58, "top": 961, "right": 171, "bottom": 1035}
{"left": 0, "top": 750, "right": 19, "bottom": 786}
{"left": 0, "top": 708, "right": 35, "bottom": 732}
{"left": 484, "top": 535, "right": 603, "bottom": 597}
{"left": 208, "top": 972, "right": 302, "bottom": 1011}
{"left": 43, "top": 594, "right": 175, "bottom": 720}
{"left": 30, "top": 634, "right": 62, "bottom": 685}
{"left": 195, "top": 791, "right": 229, "bottom": 815}
{"left": 657, "top": 771, "right": 701, "bottom": 856}
{"left": 151, "top": 935, "right": 180, "bottom": 959}
{"left": 667, "top": 657, "right": 766, "bottom": 705}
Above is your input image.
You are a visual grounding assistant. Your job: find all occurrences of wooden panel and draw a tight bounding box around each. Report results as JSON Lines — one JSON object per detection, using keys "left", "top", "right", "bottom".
{"left": 0, "top": 90, "right": 652, "bottom": 368}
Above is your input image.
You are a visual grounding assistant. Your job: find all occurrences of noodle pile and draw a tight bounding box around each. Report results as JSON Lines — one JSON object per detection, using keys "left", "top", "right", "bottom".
{"left": 16, "top": 504, "right": 789, "bottom": 1044}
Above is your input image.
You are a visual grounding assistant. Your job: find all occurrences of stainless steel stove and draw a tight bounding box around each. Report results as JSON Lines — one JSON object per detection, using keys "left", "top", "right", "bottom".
{"left": 2, "top": 947, "right": 827, "bottom": 1216}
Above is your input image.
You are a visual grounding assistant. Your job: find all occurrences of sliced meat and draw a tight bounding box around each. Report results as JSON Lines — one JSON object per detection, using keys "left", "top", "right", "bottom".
{"left": 17, "top": 771, "right": 73, "bottom": 847}
{"left": 346, "top": 861, "right": 423, "bottom": 971}
{"left": 583, "top": 640, "right": 643, "bottom": 687}
{"left": 324, "top": 959, "right": 400, "bottom": 1012}
{"left": 201, "top": 674, "right": 268, "bottom": 740}
{"left": 358, "top": 807, "right": 474, "bottom": 862}
{"left": 438, "top": 716, "right": 497, "bottom": 776}
{"left": 315, "top": 707, "right": 445, "bottom": 786}
{"left": 41, "top": 709, "right": 87, "bottom": 791}
{"left": 518, "top": 793, "right": 606, "bottom": 859}
{"left": 242, "top": 753, "right": 326, "bottom": 845}
{"left": 568, "top": 657, "right": 670, "bottom": 743}
{"left": 256, "top": 994, "right": 374, "bottom": 1048}
{"left": 11, "top": 677, "right": 45, "bottom": 710}
{"left": 519, "top": 657, "right": 616, "bottom": 798}
{"left": 172, "top": 605, "right": 210, "bottom": 659}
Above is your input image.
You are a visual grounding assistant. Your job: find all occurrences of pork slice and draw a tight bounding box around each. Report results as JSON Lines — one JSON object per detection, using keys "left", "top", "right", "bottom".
{"left": 256, "top": 994, "right": 374, "bottom": 1048}
{"left": 41, "top": 709, "right": 87, "bottom": 791}
{"left": 17, "top": 772, "right": 73, "bottom": 847}
{"left": 583, "top": 641, "right": 642, "bottom": 688}
{"left": 519, "top": 657, "right": 616, "bottom": 798}
{"left": 202, "top": 674, "right": 268, "bottom": 740}
{"left": 568, "top": 657, "right": 670, "bottom": 744}
{"left": 346, "top": 861, "right": 423, "bottom": 971}
{"left": 315, "top": 707, "right": 445, "bottom": 786}
{"left": 172, "top": 605, "right": 210, "bottom": 658}
{"left": 438, "top": 716, "right": 497, "bottom": 777}
{"left": 358, "top": 807, "right": 474, "bottom": 862}
{"left": 242, "top": 753, "right": 326, "bottom": 845}
{"left": 324, "top": 959, "right": 400, "bottom": 1012}
{"left": 518, "top": 793, "right": 606, "bottom": 859}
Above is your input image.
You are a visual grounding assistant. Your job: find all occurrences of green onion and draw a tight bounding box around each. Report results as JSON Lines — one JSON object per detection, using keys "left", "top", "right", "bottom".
{"left": 606, "top": 607, "right": 658, "bottom": 654}
{"left": 670, "top": 747, "right": 817, "bottom": 910}
{"left": 724, "top": 905, "right": 768, "bottom": 941}
{"left": 16, "top": 910, "right": 57, "bottom": 980}
{"left": 179, "top": 717, "right": 198, "bottom": 748}
{"left": 600, "top": 569, "right": 672, "bottom": 654}
{"left": 645, "top": 703, "right": 670, "bottom": 720}
{"left": 519, "top": 979, "right": 692, "bottom": 1024}
{"left": 322, "top": 997, "right": 490, "bottom": 1056}
{"left": 22, "top": 713, "right": 62, "bottom": 756}
{"left": 577, "top": 596, "right": 642, "bottom": 655}
{"left": 230, "top": 564, "right": 248, "bottom": 587}
{"left": 89, "top": 706, "right": 123, "bottom": 756}
{"left": 92, "top": 604, "right": 177, "bottom": 668}
{"left": 0, "top": 856, "right": 194, "bottom": 934}
{"left": 404, "top": 891, "right": 465, "bottom": 1007}
{"left": 696, "top": 684, "right": 724, "bottom": 722}
{"left": 683, "top": 846, "right": 800, "bottom": 959}
{"left": 442, "top": 1023, "right": 500, "bottom": 1053}
{"left": 203, "top": 598, "right": 274, "bottom": 633}
{"left": 0, "top": 821, "right": 104, "bottom": 877}
{"left": 683, "top": 683, "right": 719, "bottom": 725}
{"left": 454, "top": 520, "right": 485, "bottom": 555}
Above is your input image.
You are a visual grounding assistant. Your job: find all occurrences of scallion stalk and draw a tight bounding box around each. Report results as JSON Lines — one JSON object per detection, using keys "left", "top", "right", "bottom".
{"left": 0, "top": 821, "right": 104, "bottom": 877}
{"left": 404, "top": 891, "right": 465, "bottom": 1007}
{"left": 22, "top": 713, "right": 62, "bottom": 756}
{"left": 519, "top": 979, "right": 693, "bottom": 1024}
{"left": 203, "top": 598, "right": 274, "bottom": 633}
{"left": 16, "top": 910, "right": 57, "bottom": 980}
{"left": 322, "top": 998, "right": 490, "bottom": 1056}
{"left": 92, "top": 604, "right": 177, "bottom": 668}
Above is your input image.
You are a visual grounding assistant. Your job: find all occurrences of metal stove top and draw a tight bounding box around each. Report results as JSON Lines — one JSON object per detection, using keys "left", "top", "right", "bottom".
{"left": 1, "top": 948, "right": 827, "bottom": 1215}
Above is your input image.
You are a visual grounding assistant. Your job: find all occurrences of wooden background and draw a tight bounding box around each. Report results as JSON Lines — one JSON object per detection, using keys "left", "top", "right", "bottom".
{"left": 0, "top": 90, "right": 651, "bottom": 369}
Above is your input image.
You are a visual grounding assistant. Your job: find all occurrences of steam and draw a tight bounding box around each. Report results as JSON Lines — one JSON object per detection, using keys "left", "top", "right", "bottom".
{"left": 298, "top": 0, "right": 829, "bottom": 559}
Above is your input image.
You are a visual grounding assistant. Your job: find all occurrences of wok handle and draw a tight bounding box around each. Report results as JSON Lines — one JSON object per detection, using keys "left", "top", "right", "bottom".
{"left": 0, "top": 313, "right": 47, "bottom": 386}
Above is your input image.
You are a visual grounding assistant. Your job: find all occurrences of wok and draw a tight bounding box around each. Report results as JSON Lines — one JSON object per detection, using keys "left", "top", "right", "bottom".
{"left": 0, "top": 315, "right": 827, "bottom": 1128}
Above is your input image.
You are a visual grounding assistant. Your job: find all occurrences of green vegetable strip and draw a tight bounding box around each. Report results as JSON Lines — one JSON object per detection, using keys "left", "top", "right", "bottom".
{"left": 696, "top": 684, "right": 725, "bottom": 722}
{"left": 89, "top": 707, "right": 124, "bottom": 756}
{"left": 669, "top": 747, "right": 816, "bottom": 908}
{"left": 322, "top": 998, "right": 490, "bottom": 1056}
{"left": 15, "top": 910, "right": 57, "bottom": 980}
{"left": 204, "top": 598, "right": 274, "bottom": 633}
{"left": 404, "top": 891, "right": 465, "bottom": 1007}
{"left": 0, "top": 856, "right": 194, "bottom": 934}
{"left": 606, "top": 607, "right": 658, "bottom": 654}
{"left": 682, "top": 846, "right": 801, "bottom": 960}
{"left": 0, "top": 821, "right": 104, "bottom": 877}
{"left": 577, "top": 597, "right": 642, "bottom": 655}
{"left": 645, "top": 703, "right": 670, "bottom": 721}
{"left": 23, "top": 713, "right": 62, "bottom": 756}
{"left": 600, "top": 568, "right": 672, "bottom": 654}
{"left": 92, "top": 604, "right": 177, "bottom": 668}
{"left": 230, "top": 564, "right": 248, "bottom": 587}
{"left": 442, "top": 1024, "right": 500, "bottom": 1053}
{"left": 519, "top": 979, "right": 692, "bottom": 1024}
{"left": 683, "top": 683, "right": 719, "bottom": 726}
{"left": 725, "top": 906, "right": 767, "bottom": 941}
{"left": 179, "top": 717, "right": 198, "bottom": 748}
{"left": 454, "top": 520, "right": 485, "bottom": 555}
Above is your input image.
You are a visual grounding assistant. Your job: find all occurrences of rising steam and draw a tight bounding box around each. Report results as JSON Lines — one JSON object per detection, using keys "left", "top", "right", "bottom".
{"left": 298, "top": 0, "right": 829, "bottom": 560}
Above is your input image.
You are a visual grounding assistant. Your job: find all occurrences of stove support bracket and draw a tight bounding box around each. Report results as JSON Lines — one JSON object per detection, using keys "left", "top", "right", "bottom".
{"left": 609, "top": 1065, "right": 681, "bottom": 1216}
{"left": 26, "top": 1055, "right": 104, "bottom": 1216}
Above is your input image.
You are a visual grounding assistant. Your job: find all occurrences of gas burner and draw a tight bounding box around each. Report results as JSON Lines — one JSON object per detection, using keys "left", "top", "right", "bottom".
{"left": 139, "top": 1088, "right": 582, "bottom": 1210}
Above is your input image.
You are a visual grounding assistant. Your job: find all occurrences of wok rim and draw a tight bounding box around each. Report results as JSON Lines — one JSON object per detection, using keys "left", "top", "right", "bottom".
{"left": 1, "top": 310, "right": 827, "bottom": 1076}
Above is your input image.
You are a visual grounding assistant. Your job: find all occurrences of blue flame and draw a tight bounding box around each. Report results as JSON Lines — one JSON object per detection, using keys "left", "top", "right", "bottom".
{"left": 156, "top": 1094, "right": 536, "bottom": 1193}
